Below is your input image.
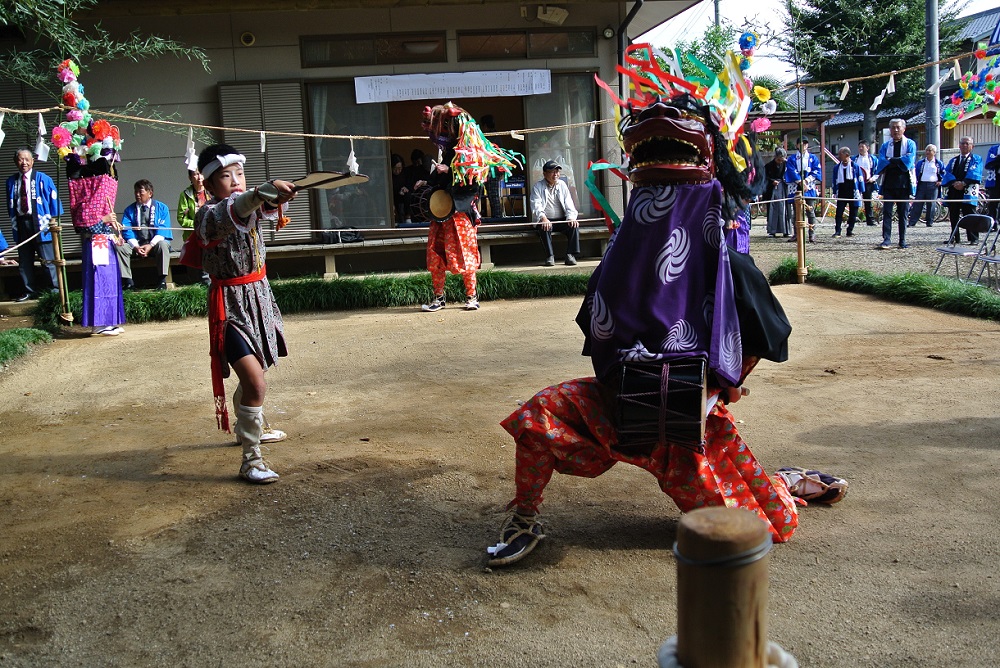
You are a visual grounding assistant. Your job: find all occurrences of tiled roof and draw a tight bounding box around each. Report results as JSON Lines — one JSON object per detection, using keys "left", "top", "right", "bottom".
{"left": 958, "top": 7, "right": 1000, "bottom": 41}
{"left": 824, "top": 103, "right": 924, "bottom": 127}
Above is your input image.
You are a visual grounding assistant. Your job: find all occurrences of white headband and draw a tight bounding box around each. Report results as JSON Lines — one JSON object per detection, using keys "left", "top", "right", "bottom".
{"left": 201, "top": 153, "right": 246, "bottom": 180}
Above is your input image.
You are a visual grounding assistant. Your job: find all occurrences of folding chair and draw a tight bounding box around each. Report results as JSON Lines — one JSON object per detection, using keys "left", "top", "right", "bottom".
{"left": 933, "top": 214, "right": 995, "bottom": 281}
{"left": 972, "top": 219, "right": 1000, "bottom": 288}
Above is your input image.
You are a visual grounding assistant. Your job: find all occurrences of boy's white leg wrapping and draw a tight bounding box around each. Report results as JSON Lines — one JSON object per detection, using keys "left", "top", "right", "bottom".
{"left": 236, "top": 404, "right": 264, "bottom": 462}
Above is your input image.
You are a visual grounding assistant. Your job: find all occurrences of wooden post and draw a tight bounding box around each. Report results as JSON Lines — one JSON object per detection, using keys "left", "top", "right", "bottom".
{"left": 675, "top": 507, "right": 772, "bottom": 668}
{"left": 794, "top": 193, "right": 808, "bottom": 284}
{"left": 48, "top": 221, "right": 73, "bottom": 326}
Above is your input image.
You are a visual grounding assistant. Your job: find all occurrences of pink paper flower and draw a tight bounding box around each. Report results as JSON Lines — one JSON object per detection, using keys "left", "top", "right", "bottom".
{"left": 51, "top": 126, "right": 72, "bottom": 148}
{"left": 750, "top": 118, "right": 771, "bottom": 133}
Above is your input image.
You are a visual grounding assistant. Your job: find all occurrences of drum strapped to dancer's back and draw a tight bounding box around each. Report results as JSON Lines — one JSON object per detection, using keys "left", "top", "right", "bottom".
{"left": 411, "top": 184, "right": 456, "bottom": 222}
{"left": 614, "top": 357, "right": 708, "bottom": 454}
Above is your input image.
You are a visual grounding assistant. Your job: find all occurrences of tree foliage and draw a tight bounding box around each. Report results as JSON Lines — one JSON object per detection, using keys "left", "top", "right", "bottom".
{"left": 776, "top": 0, "right": 962, "bottom": 127}
{"left": 670, "top": 23, "right": 794, "bottom": 112}
{"left": 675, "top": 23, "right": 743, "bottom": 80}
{"left": 0, "top": 0, "right": 210, "bottom": 131}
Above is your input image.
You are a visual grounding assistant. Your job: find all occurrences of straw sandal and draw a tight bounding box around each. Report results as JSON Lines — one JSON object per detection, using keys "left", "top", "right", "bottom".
{"left": 776, "top": 466, "right": 849, "bottom": 504}
{"left": 486, "top": 511, "right": 545, "bottom": 567}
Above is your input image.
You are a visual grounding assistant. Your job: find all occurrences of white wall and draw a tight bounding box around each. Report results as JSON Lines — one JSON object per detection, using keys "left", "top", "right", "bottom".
{"left": 78, "top": 2, "right": 630, "bottom": 241}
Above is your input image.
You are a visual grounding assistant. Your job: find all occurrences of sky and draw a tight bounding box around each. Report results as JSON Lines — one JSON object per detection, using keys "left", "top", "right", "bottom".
{"left": 639, "top": 0, "right": 1000, "bottom": 82}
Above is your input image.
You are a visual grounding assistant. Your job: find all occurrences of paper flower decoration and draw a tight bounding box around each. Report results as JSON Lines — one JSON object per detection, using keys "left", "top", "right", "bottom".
{"left": 57, "top": 147, "right": 71, "bottom": 160}
{"left": 62, "top": 92, "right": 77, "bottom": 107}
{"left": 750, "top": 117, "right": 771, "bottom": 133}
{"left": 739, "top": 31, "right": 759, "bottom": 51}
{"left": 761, "top": 100, "right": 777, "bottom": 115}
{"left": 51, "top": 126, "right": 72, "bottom": 148}
{"left": 76, "top": 98, "right": 89, "bottom": 111}
{"left": 944, "top": 120, "right": 957, "bottom": 129}
{"left": 753, "top": 86, "right": 771, "bottom": 102}
{"left": 91, "top": 119, "right": 111, "bottom": 140}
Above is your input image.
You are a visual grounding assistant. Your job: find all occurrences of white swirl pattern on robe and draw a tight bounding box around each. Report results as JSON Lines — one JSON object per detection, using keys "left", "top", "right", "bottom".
{"left": 719, "top": 330, "right": 742, "bottom": 380}
{"left": 620, "top": 340, "right": 664, "bottom": 362}
{"left": 702, "top": 203, "right": 725, "bottom": 249}
{"left": 632, "top": 185, "right": 677, "bottom": 225}
{"left": 590, "top": 291, "right": 615, "bottom": 340}
{"left": 655, "top": 227, "right": 690, "bottom": 284}
{"left": 662, "top": 319, "right": 699, "bottom": 352}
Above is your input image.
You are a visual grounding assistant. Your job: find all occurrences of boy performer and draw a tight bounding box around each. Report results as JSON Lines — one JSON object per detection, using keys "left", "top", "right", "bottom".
{"left": 192, "top": 144, "right": 295, "bottom": 484}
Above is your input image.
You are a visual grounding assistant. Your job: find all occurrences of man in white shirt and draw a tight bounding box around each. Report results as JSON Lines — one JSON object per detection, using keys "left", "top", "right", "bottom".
{"left": 5, "top": 148, "right": 62, "bottom": 301}
{"left": 116, "top": 179, "right": 174, "bottom": 290}
{"left": 853, "top": 141, "right": 880, "bottom": 226}
{"left": 530, "top": 160, "right": 580, "bottom": 266}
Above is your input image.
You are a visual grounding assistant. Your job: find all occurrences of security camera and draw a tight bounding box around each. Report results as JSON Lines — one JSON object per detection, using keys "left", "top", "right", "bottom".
{"left": 240, "top": 32, "right": 256, "bottom": 47}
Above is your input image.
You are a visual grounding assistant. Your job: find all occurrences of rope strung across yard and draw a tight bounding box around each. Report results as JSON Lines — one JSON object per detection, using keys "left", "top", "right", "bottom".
{"left": 0, "top": 230, "right": 42, "bottom": 258}
{"left": 0, "top": 104, "right": 612, "bottom": 143}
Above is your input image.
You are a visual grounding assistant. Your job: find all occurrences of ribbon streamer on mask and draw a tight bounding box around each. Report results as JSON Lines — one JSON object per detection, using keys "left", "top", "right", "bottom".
{"left": 585, "top": 160, "right": 628, "bottom": 231}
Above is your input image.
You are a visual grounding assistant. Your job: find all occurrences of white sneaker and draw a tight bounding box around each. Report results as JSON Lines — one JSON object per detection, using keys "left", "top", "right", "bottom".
{"left": 94, "top": 326, "right": 120, "bottom": 336}
{"left": 464, "top": 295, "right": 480, "bottom": 310}
{"left": 239, "top": 459, "right": 279, "bottom": 484}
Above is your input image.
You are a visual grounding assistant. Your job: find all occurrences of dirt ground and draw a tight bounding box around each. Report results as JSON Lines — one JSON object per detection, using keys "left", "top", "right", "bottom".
{"left": 2, "top": 285, "right": 1000, "bottom": 667}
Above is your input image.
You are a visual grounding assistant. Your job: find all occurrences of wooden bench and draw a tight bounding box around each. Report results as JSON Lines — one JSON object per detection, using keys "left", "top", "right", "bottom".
{"left": 0, "top": 219, "right": 611, "bottom": 296}
{"left": 270, "top": 218, "right": 610, "bottom": 278}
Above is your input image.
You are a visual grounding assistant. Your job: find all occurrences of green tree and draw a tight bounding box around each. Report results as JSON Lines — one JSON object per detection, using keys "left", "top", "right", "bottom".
{"left": 675, "top": 23, "right": 742, "bottom": 80}
{"left": 0, "top": 0, "right": 209, "bottom": 132}
{"left": 670, "top": 23, "right": 794, "bottom": 111}
{"left": 776, "top": 0, "right": 962, "bottom": 143}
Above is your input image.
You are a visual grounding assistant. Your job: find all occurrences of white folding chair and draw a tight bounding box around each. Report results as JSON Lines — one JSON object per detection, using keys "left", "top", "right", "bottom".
{"left": 933, "top": 214, "right": 995, "bottom": 281}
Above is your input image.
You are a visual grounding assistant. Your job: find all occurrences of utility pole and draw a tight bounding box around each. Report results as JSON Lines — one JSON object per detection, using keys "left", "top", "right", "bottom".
{"left": 925, "top": 0, "right": 940, "bottom": 148}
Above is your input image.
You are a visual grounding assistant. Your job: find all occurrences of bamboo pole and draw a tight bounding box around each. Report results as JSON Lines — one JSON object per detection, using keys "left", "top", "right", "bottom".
{"left": 794, "top": 193, "right": 808, "bottom": 284}
{"left": 675, "top": 507, "right": 772, "bottom": 668}
{"left": 48, "top": 220, "right": 73, "bottom": 326}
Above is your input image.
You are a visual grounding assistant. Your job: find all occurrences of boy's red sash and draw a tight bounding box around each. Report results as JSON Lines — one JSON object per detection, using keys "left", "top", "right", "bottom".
{"left": 209, "top": 265, "right": 267, "bottom": 431}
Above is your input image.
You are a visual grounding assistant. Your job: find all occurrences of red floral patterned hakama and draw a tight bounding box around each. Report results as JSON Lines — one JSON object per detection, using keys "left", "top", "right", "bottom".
{"left": 500, "top": 378, "right": 800, "bottom": 542}
{"left": 427, "top": 212, "right": 479, "bottom": 297}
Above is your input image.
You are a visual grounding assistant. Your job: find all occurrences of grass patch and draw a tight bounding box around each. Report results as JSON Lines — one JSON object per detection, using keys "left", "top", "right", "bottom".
{"left": 0, "top": 328, "right": 53, "bottom": 367}
{"left": 33, "top": 270, "right": 593, "bottom": 332}
{"left": 769, "top": 256, "right": 1000, "bottom": 320}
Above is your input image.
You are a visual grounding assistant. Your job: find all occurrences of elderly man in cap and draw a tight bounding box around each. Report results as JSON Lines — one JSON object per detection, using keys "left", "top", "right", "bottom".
{"left": 530, "top": 160, "right": 580, "bottom": 266}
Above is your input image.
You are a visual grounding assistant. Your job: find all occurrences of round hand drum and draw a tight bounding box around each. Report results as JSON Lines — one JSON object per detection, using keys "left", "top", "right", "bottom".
{"left": 412, "top": 185, "right": 455, "bottom": 222}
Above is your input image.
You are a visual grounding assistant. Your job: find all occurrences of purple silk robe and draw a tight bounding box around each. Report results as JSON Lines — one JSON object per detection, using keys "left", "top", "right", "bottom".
{"left": 576, "top": 181, "right": 742, "bottom": 386}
